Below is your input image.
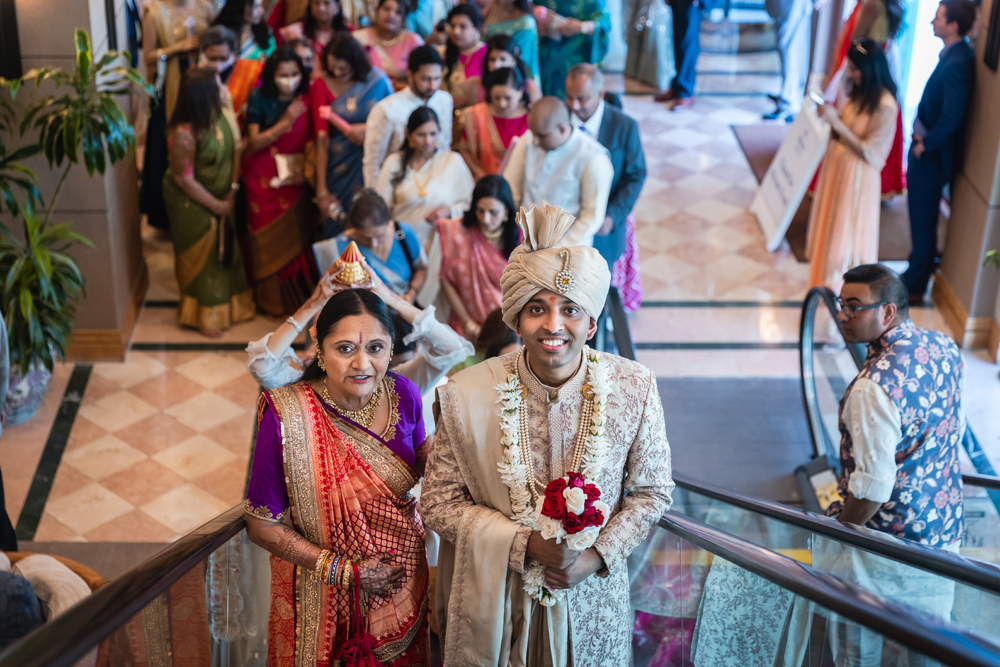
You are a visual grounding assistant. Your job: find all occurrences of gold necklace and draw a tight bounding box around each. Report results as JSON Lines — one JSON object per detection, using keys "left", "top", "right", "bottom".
{"left": 322, "top": 381, "right": 383, "bottom": 428}
{"left": 411, "top": 159, "right": 433, "bottom": 198}
{"left": 482, "top": 225, "right": 503, "bottom": 240}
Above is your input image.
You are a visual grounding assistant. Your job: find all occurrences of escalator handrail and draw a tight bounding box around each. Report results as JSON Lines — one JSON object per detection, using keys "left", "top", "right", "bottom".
{"left": 0, "top": 506, "right": 246, "bottom": 667}
{"left": 674, "top": 472, "right": 1000, "bottom": 596}
{"left": 660, "top": 511, "right": 1000, "bottom": 667}
{"left": 965, "top": 472, "right": 1000, "bottom": 490}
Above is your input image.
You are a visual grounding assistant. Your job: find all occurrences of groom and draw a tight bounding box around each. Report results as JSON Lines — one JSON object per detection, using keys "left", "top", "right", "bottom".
{"left": 422, "top": 204, "right": 674, "bottom": 666}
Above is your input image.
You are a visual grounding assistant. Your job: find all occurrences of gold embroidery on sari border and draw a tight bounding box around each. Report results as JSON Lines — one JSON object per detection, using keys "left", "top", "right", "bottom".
{"left": 243, "top": 499, "right": 286, "bottom": 522}
{"left": 372, "top": 594, "right": 428, "bottom": 664}
{"left": 140, "top": 595, "right": 172, "bottom": 667}
{"left": 379, "top": 375, "right": 401, "bottom": 442}
{"left": 270, "top": 385, "right": 322, "bottom": 667}
{"left": 334, "top": 416, "right": 417, "bottom": 500}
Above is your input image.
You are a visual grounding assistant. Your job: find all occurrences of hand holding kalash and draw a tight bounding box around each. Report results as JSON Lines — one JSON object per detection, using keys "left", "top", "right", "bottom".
{"left": 421, "top": 203, "right": 675, "bottom": 666}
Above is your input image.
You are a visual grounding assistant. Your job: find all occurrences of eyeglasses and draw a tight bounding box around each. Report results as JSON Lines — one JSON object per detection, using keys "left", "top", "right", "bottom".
{"left": 835, "top": 297, "right": 888, "bottom": 318}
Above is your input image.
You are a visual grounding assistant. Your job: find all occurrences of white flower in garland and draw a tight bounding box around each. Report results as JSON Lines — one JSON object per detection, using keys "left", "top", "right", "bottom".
{"left": 494, "top": 350, "right": 611, "bottom": 605}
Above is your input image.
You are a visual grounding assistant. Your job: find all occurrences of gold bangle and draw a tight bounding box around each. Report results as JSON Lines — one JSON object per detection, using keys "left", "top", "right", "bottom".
{"left": 315, "top": 549, "right": 331, "bottom": 572}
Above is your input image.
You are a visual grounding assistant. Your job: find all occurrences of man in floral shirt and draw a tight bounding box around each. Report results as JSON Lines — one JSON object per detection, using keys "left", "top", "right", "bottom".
{"left": 830, "top": 264, "right": 965, "bottom": 546}
{"left": 824, "top": 264, "right": 964, "bottom": 658}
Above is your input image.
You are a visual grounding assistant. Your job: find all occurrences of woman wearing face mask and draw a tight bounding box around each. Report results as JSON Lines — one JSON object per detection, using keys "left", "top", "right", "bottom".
{"left": 214, "top": 0, "right": 275, "bottom": 61}
{"left": 241, "top": 47, "right": 317, "bottom": 317}
{"left": 353, "top": 0, "right": 425, "bottom": 89}
{"left": 140, "top": 0, "right": 215, "bottom": 231}
{"left": 164, "top": 67, "right": 254, "bottom": 337}
{"left": 278, "top": 0, "right": 351, "bottom": 64}
{"left": 442, "top": 3, "right": 487, "bottom": 108}
{"left": 454, "top": 67, "right": 529, "bottom": 180}
{"left": 311, "top": 35, "right": 393, "bottom": 236}
{"left": 437, "top": 175, "right": 518, "bottom": 340}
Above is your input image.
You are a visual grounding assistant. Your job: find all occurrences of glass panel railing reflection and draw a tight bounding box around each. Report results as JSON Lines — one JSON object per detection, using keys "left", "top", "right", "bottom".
{"left": 630, "top": 512, "right": 1000, "bottom": 667}
{"left": 671, "top": 484, "right": 1000, "bottom": 647}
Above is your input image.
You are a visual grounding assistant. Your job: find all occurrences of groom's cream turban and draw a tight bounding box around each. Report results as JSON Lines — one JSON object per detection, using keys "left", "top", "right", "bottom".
{"left": 500, "top": 203, "right": 612, "bottom": 330}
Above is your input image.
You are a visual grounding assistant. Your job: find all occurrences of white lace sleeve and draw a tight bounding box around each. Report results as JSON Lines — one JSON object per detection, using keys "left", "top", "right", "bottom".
{"left": 246, "top": 333, "right": 305, "bottom": 390}
{"left": 394, "top": 306, "right": 474, "bottom": 396}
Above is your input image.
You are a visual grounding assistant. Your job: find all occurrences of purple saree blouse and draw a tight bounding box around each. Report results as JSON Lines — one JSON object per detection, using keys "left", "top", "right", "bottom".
{"left": 245, "top": 372, "right": 426, "bottom": 521}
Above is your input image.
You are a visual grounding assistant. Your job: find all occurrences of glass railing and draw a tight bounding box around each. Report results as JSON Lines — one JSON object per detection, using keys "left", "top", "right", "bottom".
{"left": 672, "top": 474, "right": 1000, "bottom": 645}
{"left": 631, "top": 511, "right": 1000, "bottom": 667}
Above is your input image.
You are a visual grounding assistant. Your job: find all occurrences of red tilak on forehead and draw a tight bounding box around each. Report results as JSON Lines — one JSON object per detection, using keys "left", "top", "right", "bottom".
{"left": 548, "top": 296, "right": 556, "bottom": 302}
{"left": 359, "top": 333, "right": 363, "bottom": 344}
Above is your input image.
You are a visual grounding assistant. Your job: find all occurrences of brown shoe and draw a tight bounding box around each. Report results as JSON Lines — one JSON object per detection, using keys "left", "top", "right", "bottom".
{"left": 670, "top": 96, "right": 695, "bottom": 111}
{"left": 654, "top": 88, "right": 680, "bottom": 103}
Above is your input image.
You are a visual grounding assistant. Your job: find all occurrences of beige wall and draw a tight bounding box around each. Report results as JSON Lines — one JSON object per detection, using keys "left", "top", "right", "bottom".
{"left": 10, "top": 0, "right": 146, "bottom": 355}
{"left": 936, "top": 0, "right": 1000, "bottom": 351}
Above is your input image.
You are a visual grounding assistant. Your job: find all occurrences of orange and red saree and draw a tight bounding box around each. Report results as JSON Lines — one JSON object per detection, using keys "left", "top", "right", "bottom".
{"left": 263, "top": 383, "right": 429, "bottom": 667}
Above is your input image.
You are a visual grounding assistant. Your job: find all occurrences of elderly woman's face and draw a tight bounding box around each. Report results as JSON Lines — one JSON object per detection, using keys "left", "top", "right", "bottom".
{"left": 320, "top": 314, "right": 392, "bottom": 403}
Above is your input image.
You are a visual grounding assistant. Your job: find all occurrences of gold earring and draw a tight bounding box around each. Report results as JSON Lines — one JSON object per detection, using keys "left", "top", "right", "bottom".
{"left": 317, "top": 355, "right": 326, "bottom": 371}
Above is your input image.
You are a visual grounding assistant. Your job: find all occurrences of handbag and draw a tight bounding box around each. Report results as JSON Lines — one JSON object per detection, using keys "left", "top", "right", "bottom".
{"left": 334, "top": 562, "right": 385, "bottom": 667}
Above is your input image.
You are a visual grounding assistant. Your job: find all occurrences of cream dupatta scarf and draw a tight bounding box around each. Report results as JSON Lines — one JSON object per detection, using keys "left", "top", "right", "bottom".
{"left": 434, "top": 357, "right": 570, "bottom": 667}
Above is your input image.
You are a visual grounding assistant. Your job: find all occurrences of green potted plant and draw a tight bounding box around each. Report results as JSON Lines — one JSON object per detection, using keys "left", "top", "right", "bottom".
{"left": 1, "top": 28, "right": 152, "bottom": 424}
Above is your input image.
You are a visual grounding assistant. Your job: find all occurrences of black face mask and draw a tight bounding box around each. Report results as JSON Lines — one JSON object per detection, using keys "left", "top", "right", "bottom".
{"left": 301, "top": 65, "right": 313, "bottom": 81}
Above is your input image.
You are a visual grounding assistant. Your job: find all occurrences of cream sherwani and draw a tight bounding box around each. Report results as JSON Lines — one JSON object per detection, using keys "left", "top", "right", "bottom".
{"left": 422, "top": 348, "right": 674, "bottom": 666}
{"left": 501, "top": 129, "right": 614, "bottom": 248}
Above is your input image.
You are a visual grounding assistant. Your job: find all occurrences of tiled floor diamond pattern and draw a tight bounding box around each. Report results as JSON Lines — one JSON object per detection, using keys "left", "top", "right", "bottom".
{"left": 38, "top": 351, "right": 258, "bottom": 542}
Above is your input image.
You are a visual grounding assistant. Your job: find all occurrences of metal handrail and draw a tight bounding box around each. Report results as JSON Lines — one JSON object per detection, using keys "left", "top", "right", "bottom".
{"left": 0, "top": 506, "right": 246, "bottom": 667}
{"left": 674, "top": 472, "right": 1000, "bottom": 595}
{"left": 659, "top": 511, "right": 1000, "bottom": 666}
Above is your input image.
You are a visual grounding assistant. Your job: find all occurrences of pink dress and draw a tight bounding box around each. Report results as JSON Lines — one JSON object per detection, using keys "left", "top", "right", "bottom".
{"left": 437, "top": 217, "right": 507, "bottom": 332}
{"left": 353, "top": 28, "right": 424, "bottom": 86}
{"left": 446, "top": 43, "right": 488, "bottom": 109}
{"left": 806, "top": 93, "right": 898, "bottom": 292}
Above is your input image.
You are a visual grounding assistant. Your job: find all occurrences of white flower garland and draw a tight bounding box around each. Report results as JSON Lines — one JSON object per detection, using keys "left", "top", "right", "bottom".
{"left": 495, "top": 350, "right": 611, "bottom": 606}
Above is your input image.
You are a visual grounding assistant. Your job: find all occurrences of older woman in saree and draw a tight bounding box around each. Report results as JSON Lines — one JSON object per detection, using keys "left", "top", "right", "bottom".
{"left": 454, "top": 66, "right": 529, "bottom": 181}
{"left": 245, "top": 289, "right": 430, "bottom": 666}
{"left": 164, "top": 67, "right": 255, "bottom": 336}
{"left": 312, "top": 33, "right": 393, "bottom": 231}
{"left": 243, "top": 47, "right": 317, "bottom": 317}
{"left": 437, "top": 175, "right": 518, "bottom": 340}
{"left": 314, "top": 190, "right": 428, "bottom": 301}
{"left": 354, "top": 0, "right": 425, "bottom": 89}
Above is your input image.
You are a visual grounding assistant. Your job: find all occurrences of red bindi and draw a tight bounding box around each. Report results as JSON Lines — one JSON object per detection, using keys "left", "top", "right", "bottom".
{"left": 548, "top": 296, "right": 556, "bottom": 302}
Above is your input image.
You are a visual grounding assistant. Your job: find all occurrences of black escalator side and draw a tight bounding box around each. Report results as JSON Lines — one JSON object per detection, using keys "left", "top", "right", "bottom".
{"left": 659, "top": 511, "right": 1000, "bottom": 667}
{"left": 0, "top": 506, "right": 245, "bottom": 667}
{"left": 673, "top": 472, "right": 1000, "bottom": 596}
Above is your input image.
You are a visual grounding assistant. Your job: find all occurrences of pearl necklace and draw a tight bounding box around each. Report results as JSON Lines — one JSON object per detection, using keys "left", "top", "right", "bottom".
{"left": 322, "top": 381, "right": 383, "bottom": 428}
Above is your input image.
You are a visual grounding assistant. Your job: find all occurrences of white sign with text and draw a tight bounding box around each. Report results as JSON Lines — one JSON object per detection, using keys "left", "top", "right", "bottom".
{"left": 750, "top": 105, "right": 831, "bottom": 252}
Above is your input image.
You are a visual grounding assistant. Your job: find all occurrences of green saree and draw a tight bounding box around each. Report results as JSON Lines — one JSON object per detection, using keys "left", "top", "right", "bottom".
{"left": 164, "top": 114, "right": 255, "bottom": 331}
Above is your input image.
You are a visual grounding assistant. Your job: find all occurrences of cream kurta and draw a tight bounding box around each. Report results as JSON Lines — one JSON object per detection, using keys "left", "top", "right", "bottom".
{"left": 422, "top": 348, "right": 674, "bottom": 666}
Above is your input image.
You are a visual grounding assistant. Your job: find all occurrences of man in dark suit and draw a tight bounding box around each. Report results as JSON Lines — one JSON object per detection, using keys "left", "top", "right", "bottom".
{"left": 903, "top": 0, "right": 976, "bottom": 301}
{"left": 565, "top": 64, "right": 647, "bottom": 269}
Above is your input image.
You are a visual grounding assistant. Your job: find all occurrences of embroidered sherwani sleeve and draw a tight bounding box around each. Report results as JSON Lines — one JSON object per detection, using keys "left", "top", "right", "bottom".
{"left": 421, "top": 403, "right": 528, "bottom": 573}
{"left": 593, "top": 369, "right": 674, "bottom": 573}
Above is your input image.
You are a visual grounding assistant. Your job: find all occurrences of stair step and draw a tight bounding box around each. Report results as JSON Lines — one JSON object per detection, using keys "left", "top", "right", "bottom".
{"left": 702, "top": 20, "right": 777, "bottom": 53}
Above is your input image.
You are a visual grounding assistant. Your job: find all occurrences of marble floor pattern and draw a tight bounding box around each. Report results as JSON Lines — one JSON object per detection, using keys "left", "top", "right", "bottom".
{"left": 3, "top": 86, "right": 999, "bottom": 546}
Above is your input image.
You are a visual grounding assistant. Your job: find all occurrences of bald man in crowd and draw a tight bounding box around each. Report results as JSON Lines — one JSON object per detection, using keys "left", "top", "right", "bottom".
{"left": 502, "top": 96, "right": 614, "bottom": 247}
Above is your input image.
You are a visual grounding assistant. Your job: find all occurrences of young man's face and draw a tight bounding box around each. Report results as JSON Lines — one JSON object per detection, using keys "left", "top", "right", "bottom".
{"left": 516, "top": 290, "right": 596, "bottom": 375}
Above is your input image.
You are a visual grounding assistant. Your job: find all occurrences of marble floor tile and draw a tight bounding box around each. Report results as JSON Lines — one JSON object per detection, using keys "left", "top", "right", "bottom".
{"left": 174, "top": 352, "right": 251, "bottom": 390}
{"left": 153, "top": 435, "right": 239, "bottom": 480}
{"left": 662, "top": 150, "right": 723, "bottom": 173}
{"left": 640, "top": 255, "right": 700, "bottom": 285}
{"left": 45, "top": 484, "right": 134, "bottom": 535}
{"left": 665, "top": 240, "right": 730, "bottom": 266}
{"left": 685, "top": 199, "right": 745, "bottom": 223}
{"left": 165, "top": 392, "right": 246, "bottom": 433}
{"left": 127, "top": 370, "right": 207, "bottom": 410}
{"left": 192, "top": 464, "right": 251, "bottom": 507}
{"left": 83, "top": 510, "right": 177, "bottom": 543}
{"left": 674, "top": 173, "right": 731, "bottom": 197}
{"left": 78, "top": 391, "right": 159, "bottom": 433}
{"left": 48, "top": 465, "right": 94, "bottom": 502}
{"left": 101, "top": 459, "right": 188, "bottom": 507}
{"left": 63, "top": 416, "right": 109, "bottom": 452}
{"left": 211, "top": 373, "right": 262, "bottom": 413}
{"left": 33, "top": 513, "right": 85, "bottom": 542}
{"left": 115, "top": 413, "right": 199, "bottom": 456}
{"left": 703, "top": 254, "right": 772, "bottom": 283}
{"left": 91, "top": 354, "right": 167, "bottom": 389}
{"left": 62, "top": 435, "right": 147, "bottom": 481}
{"left": 203, "top": 415, "right": 257, "bottom": 455}
{"left": 658, "top": 127, "right": 712, "bottom": 149}
{"left": 140, "top": 484, "right": 234, "bottom": 535}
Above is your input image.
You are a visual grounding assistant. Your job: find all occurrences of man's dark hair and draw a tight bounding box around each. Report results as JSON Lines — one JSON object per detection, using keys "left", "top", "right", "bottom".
{"left": 940, "top": 0, "right": 977, "bottom": 35}
{"left": 200, "top": 25, "right": 237, "bottom": 54}
{"left": 408, "top": 44, "right": 444, "bottom": 73}
{"left": 842, "top": 264, "right": 909, "bottom": 316}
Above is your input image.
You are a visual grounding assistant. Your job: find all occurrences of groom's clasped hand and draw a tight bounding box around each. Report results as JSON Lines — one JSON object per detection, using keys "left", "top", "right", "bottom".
{"left": 527, "top": 531, "right": 603, "bottom": 589}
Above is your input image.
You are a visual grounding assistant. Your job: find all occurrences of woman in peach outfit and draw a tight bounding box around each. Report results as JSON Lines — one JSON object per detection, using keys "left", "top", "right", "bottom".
{"left": 806, "top": 39, "right": 897, "bottom": 292}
